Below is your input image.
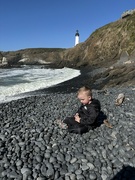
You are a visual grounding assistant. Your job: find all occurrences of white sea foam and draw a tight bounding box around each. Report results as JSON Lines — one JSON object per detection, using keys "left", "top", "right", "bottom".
{"left": 0, "top": 66, "right": 80, "bottom": 103}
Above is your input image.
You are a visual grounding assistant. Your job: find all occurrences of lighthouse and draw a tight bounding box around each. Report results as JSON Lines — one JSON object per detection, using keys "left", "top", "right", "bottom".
{"left": 75, "top": 30, "right": 79, "bottom": 46}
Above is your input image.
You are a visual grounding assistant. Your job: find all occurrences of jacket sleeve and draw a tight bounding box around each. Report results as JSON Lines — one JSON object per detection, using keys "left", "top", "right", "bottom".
{"left": 79, "top": 100, "right": 101, "bottom": 125}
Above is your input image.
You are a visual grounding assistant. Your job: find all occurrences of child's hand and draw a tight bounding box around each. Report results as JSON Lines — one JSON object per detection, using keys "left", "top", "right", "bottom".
{"left": 74, "top": 113, "right": 80, "bottom": 123}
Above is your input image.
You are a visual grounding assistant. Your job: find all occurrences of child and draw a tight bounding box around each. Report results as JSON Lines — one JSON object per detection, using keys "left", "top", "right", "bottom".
{"left": 56, "top": 86, "right": 101, "bottom": 134}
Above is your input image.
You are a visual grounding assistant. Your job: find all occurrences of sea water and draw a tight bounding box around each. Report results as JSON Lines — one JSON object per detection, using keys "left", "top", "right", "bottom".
{"left": 0, "top": 65, "right": 80, "bottom": 103}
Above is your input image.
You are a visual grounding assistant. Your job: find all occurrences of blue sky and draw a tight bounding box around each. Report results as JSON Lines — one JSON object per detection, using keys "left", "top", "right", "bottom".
{"left": 0, "top": 0, "right": 135, "bottom": 51}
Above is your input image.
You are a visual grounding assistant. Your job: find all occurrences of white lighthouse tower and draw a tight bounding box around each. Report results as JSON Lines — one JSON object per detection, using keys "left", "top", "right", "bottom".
{"left": 75, "top": 30, "right": 79, "bottom": 46}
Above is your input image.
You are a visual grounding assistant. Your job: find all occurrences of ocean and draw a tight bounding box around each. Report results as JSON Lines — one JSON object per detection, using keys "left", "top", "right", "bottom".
{"left": 0, "top": 65, "right": 80, "bottom": 104}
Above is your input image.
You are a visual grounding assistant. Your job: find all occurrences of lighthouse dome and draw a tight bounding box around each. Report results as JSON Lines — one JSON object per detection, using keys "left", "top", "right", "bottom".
{"left": 75, "top": 30, "right": 79, "bottom": 36}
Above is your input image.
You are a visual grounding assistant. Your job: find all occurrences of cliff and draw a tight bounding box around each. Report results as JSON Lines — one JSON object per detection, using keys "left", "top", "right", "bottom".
{"left": 60, "top": 12, "right": 135, "bottom": 68}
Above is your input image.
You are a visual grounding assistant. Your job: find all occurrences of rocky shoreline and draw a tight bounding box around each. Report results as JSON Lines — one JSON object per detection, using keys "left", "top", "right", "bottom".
{"left": 0, "top": 85, "right": 135, "bottom": 179}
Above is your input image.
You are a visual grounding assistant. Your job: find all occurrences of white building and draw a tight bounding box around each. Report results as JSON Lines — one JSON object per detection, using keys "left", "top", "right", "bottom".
{"left": 75, "top": 30, "right": 80, "bottom": 46}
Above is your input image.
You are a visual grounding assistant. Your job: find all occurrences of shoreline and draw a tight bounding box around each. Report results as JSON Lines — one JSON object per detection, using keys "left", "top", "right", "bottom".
{"left": 1, "top": 65, "right": 135, "bottom": 105}
{"left": 30, "top": 67, "right": 101, "bottom": 95}
{"left": 8, "top": 67, "right": 92, "bottom": 101}
{"left": 0, "top": 66, "right": 81, "bottom": 104}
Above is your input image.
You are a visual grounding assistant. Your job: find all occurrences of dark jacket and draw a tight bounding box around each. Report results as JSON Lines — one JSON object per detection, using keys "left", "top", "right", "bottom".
{"left": 76, "top": 99, "right": 101, "bottom": 126}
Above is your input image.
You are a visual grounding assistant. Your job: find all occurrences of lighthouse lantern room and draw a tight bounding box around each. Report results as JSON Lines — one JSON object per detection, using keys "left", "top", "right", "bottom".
{"left": 75, "top": 30, "right": 79, "bottom": 46}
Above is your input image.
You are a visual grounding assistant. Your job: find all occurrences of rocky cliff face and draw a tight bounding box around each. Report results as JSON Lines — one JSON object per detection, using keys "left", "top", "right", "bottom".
{"left": 0, "top": 52, "right": 3, "bottom": 61}
{"left": 60, "top": 12, "right": 135, "bottom": 68}
{"left": 0, "top": 12, "right": 135, "bottom": 88}
{"left": 1, "top": 48, "right": 65, "bottom": 66}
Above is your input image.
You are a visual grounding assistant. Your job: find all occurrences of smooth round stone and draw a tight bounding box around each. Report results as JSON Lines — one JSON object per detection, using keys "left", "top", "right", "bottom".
{"left": 49, "top": 156, "right": 56, "bottom": 163}
{"left": 44, "top": 153, "right": 51, "bottom": 159}
{"left": 3, "top": 161, "right": 10, "bottom": 168}
{"left": 68, "top": 164, "right": 76, "bottom": 173}
{"left": 35, "top": 155, "right": 42, "bottom": 163}
{"left": 131, "top": 157, "right": 135, "bottom": 165}
{"left": 34, "top": 146, "right": 40, "bottom": 153}
{"left": 34, "top": 164, "right": 41, "bottom": 170}
{"left": 70, "top": 158, "right": 77, "bottom": 164}
{"left": 85, "top": 155, "right": 94, "bottom": 162}
{"left": 125, "top": 150, "right": 134, "bottom": 159}
{"left": 35, "top": 141, "right": 43, "bottom": 148}
{"left": 0, "top": 135, "right": 5, "bottom": 141}
{"left": 81, "top": 158, "right": 88, "bottom": 163}
{"left": 59, "top": 167, "right": 68, "bottom": 176}
{"left": 21, "top": 168, "right": 31, "bottom": 174}
{"left": 54, "top": 171, "right": 60, "bottom": 179}
{"left": 72, "top": 163, "right": 79, "bottom": 170}
{"left": 75, "top": 169, "right": 82, "bottom": 175}
{"left": 94, "top": 159, "right": 102, "bottom": 168}
{"left": 53, "top": 163, "right": 61, "bottom": 169}
{"left": 125, "top": 145, "right": 131, "bottom": 151}
{"left": 41, "top": 165, "right": 47, "bottom": 176}
{"left": 46, "top": 166, "right": 54, "bottom": 178}
{"left": 112, "top": 140, "right": 117, "bottom": 147}
{"left": 70, "top": 173, "right": 76, "bottom": 180}
{"left": 102, "top": 149, "right": 107, "bottom": 159}
{"left": 76, "top": 174, "right": 85, "bottom": 180}
{"left": 75, "top": 153, "right": 85, "bottom": 159}
{"left": 16, "top": 160, "right": 23, "bottom": 166}
{"left": 101, "top": 172, "right": 108, "bottom": 180}
{"left": 32, "top": 171, "right": 38, "bottom": 179}
{"left": 106, "top": 166, "right": 113, "bottom": 175}
{"left": 87, "top": 163, "right": 95, "bottom": 170}
{"left": 112, "top": 149, "right": 118, "bottom": 156}
{"left": 89, "top": 173, "right": 97, "bottom": 180}
{"left": 18, "top": 142, "right": 25, "bottom": 147}
{"left": 40, "top": 146, "right": 45, "bottom": 151}
{"left": 81, "top": 165, "right": 89, "bottom": 171}
{"left": 86, "top": 146, "right": 93, "bottom": 152}
{"left": 90, "top": 150, "right": 97, "bottom": 157}
{"left": 7, "top": 171, "right": 19, "bottom": 179}
{"left": 2, "top": 170, "right": 10, "bottom": 177}
{"left": 119, "top": 148, "right": 126, "bottom": 156}
{"left": 108, "top": 144, "right": 113, "bottom": 150}
{"left": 65, "top": 176, "right": 70, "bottom": 180}
{"left": 112, "top": 159, "right": 123, "bottom": 168}
{"left": 57, "top": 153, "right": 65, "bottom": 162}
{"left": 65, "top": 154, "right": 72, "bottom": 162}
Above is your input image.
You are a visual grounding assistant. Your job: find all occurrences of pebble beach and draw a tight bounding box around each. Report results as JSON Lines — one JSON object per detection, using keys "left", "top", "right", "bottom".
{"left": 0, "top": 85, "right": 135, "bottom": 180}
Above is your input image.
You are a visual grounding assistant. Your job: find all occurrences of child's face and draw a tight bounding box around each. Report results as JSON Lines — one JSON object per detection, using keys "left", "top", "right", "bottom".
{"left": 77, "top": 92, "right": 91, "bottom": 105}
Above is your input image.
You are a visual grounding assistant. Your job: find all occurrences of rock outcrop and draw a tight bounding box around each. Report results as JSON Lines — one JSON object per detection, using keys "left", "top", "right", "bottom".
{"left": 0, "top": 52, "right": 3, "bottom": 63}
{"left": 0, "top": 52, "right": 8, "bottom": 66}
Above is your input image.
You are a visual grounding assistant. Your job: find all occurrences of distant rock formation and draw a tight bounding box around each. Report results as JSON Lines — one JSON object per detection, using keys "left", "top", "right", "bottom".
{"left": 121, "top": 9, "right": 135, "bottom": 18}
{"left": 0, "top": 57, "right": 8, "bottom": 66}
{"left": 0, "top": 52, "right": 3, "bottom": 61}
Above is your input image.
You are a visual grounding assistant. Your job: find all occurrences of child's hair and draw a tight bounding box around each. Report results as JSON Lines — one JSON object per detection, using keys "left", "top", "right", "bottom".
{"left": 77, "top": 86, "right": 92, "bottom": 97}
